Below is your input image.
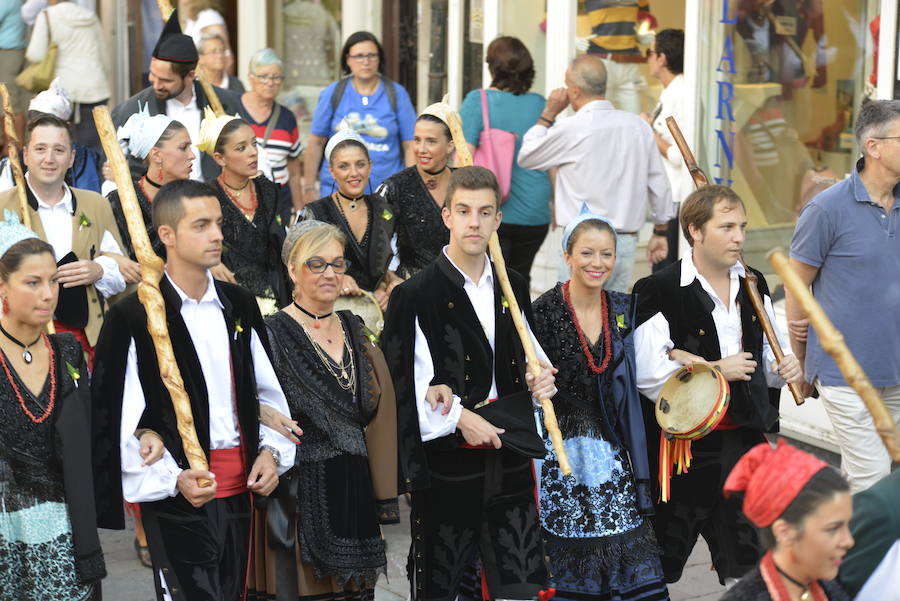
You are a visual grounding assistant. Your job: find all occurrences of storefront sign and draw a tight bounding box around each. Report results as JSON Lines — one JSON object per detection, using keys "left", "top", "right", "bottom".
{"left": 714, "top": 0, "right": 736, "bottom": 186}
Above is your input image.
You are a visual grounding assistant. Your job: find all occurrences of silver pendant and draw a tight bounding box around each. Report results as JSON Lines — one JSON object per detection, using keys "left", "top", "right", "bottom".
{"left": 349, "top": 200, "right": 358, "bottom": 210}
{"left": 23, "top": 350, "right": 32, "bottom": 364}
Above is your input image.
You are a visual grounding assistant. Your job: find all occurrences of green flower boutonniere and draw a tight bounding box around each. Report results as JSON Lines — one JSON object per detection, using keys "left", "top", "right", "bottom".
{"left": 66, "top": 362, "right": 81, "bottom": 387}
{"left": 382, "top": 209, "right": 393, "bottom": 221}
{"left": 78, "top": 213, "right": 92, "bottom": 231}
{"left": 234, "top": 318, "right": 244, "bottom": 341}
{"left": 276, "top": 214, "right": 283, "bottom": 227}
{"left": 501, "top": 296, "right": 510, "bottom": 314}
{"left": 616, "top": 314, "right": 626, "bottom": 330}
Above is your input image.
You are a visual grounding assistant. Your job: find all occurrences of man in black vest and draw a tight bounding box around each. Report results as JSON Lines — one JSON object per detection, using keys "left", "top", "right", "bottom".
{"left": 632, "top": 184, "right": 802, "bottom": 586}
{"left": 91, "top": 180, "right": 295, "bottom": 601}
{"left": 382, "top": 166, "right": 556, "bottom": 601}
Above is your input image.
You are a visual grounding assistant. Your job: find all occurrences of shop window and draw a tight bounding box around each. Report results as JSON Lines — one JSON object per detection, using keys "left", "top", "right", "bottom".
{"left": 275, "top": 0, "right": 343, "bottom": 137}
{"left": 697, "top": 0, "right": 877, "bottom": 247}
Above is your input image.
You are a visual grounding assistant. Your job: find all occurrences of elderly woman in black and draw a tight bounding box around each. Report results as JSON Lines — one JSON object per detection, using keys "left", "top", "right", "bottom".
{"left": 248, "top": 220, "right": 398, "bottom": 601}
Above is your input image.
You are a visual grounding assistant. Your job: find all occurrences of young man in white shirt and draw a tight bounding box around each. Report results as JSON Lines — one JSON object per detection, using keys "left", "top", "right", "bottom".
{"left": 382, "top": 166, "right": 557, "bottom": 601}
{"left": 91, "top": 179, "right": 295, "bottom": 601}
{"left": 0, "top": 114, "right": 128, "bottom": 358}
{"left": 632, "top": 184, "right": 802, "bottom": 587}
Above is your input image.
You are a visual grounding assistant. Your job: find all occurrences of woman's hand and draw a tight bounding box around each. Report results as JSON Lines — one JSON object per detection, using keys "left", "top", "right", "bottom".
{"left": 259, "top": 405, "right": 303, "bottom": 444}
{"left": 339, "top": 275, "right": 363, "bottom": 296}
{"left": 137, "top": 430, "right": 165, "bottom": 466}
{"left": 668, "top": 349, "right": 705, "bottom": 369}
{"left": 211, "top": 263, "right": 237, "bottom": 284}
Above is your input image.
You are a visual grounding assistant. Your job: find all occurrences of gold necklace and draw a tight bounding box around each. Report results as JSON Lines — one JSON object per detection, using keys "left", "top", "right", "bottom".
{"left": 298, "top": 315, "right": 356, "bottom": 394}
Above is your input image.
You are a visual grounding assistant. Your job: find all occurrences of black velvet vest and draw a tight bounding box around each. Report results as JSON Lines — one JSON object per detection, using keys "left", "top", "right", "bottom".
{"left": 634, "top": 260, "right": 780, "bottom": 432}
{"left": 417, "top": 253, "right": 530, "bottom": 413}
{"left": 92, "top": 275, "right": 269, "bottom": 530}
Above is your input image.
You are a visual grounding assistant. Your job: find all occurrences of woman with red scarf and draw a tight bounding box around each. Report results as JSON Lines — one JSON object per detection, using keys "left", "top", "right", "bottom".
{"left": 722, "top": 440, "right": 854, "bottom": 601}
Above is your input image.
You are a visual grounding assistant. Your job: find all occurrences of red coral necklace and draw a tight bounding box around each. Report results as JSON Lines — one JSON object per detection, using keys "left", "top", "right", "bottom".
{"left": 562, "top": 281, "right": 612, "bottom": 374}
{"left": 0, "top": 333, "right": 57, "bottom": 423}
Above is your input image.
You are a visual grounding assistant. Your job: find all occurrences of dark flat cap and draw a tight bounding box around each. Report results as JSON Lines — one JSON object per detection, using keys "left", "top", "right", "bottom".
{"left": 152, "top": 8, "right": 198, "bottom": 64}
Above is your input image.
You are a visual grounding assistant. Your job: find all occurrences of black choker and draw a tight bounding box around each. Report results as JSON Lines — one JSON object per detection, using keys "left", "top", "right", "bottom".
{"left": 293, "top": 302, "right": 333, "bottom": 329}
{"left": 422, "top": 164, "right": 448, "bottom": 177}
{"left": 335, "top": 191, "right": 365, "bottom": 211}
{"left": 144, "top": 173, "right": 163, "bottom": 188}
{"left": 774, "top": 563, "right": 812, "bottom": 599}
{"left": 0, "top": 321, "right": 42, "bottom": 364}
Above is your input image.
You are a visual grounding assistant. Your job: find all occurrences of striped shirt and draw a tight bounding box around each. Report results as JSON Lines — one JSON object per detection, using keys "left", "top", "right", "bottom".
{"left": 585, "top": 0, "right": 650, "bottom": 55}
{"left": 239, "top": 102, "right": 303, "bottom": 186}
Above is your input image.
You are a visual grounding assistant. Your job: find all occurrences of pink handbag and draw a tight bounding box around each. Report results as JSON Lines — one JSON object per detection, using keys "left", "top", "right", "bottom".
{"left": 473, "top": 89, "right": 517, "bottom": 203}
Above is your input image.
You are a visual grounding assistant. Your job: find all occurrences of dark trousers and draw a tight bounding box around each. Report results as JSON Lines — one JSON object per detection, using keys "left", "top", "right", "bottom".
{"left": 651, "top": 215, "right": 680, "bottom": 273}
{"left": 408, "top": 448, "right": 548, "bottom": 601}
{"left": 645, "top": 425, "right": 764, "bottom": 584}
{"left": 498, "top": 222, "right": 550, "bottom": 290}
{"left": 141, "top": 492, "right": 252, "bottom": 601}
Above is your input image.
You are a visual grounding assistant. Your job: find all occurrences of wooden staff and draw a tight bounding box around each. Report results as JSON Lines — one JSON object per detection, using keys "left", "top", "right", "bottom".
{"left": 1, "top": 84, "right": 32, "bottom": 230}
{"left": 665, "top": 116, "right": 805, "bottom": 406}
{"left": 93, "top": 106, "right": 212, "bottom": 485}
{"left": 156, "top": 0, "right": 173, "bottom": 19}
{"left": 195, "top": 65, "right": 225, "bottom": 117}
{"left": 444, "top": 107, "right": 572, "bottom": 476}
{"left": 769, "top": 250, "right": 900, "bottom": 460}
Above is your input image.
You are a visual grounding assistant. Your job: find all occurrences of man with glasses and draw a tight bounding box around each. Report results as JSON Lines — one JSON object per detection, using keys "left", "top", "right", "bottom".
{"left": 239, "top": 48, "right": 304, "bottom": 225}
{"left": 112, "top": 9, "right": 240, "bottom": 183}
{"left": 788, "top": 99, "right": 900, "bottom": 494}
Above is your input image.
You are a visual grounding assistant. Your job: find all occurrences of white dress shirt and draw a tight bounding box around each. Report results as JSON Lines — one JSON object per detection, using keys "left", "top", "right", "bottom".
{"left": 518, "top": 99, "right": 675, "bottom": 232}
{"left": 651, "top": 74, "right": 694, "bottom": 205}
{"left": 166, "top": 91, "right": 203, "bottom": 182}
{"left": 414, "top": 248, "right": 550, "bottom": 441}
{"left": 26, "top": 173, "right": 126, "bottom": 298}
{"left": 120, "top": 271, "right": 295, "bottom": 502}
{"left": 634, "top": 251, "right": 788, "bottom": 402}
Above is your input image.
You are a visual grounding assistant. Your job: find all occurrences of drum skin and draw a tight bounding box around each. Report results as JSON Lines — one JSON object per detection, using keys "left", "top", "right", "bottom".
{"left": 656, "top": 364, "right": 730, "bottom": 439}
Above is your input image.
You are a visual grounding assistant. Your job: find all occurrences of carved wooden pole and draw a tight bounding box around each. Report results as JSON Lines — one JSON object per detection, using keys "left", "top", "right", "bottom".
{"left": 0, "top": 84, "right": 32, "bottom": 230}
{"left": 94, "top": 105, "right": 211, "bottom": 485}
{"left": 769, "top": 250, "right": 900, "bottom": 460}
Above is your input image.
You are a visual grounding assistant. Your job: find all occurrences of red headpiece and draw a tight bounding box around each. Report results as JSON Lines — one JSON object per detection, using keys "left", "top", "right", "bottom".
{"left": 723, "top": 439, "right": 829, "bottom": 528}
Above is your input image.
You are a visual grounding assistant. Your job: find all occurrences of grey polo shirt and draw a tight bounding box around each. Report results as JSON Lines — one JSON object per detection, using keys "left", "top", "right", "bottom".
{"left": 790, "top": 158, "right": 900, "bottom": 387}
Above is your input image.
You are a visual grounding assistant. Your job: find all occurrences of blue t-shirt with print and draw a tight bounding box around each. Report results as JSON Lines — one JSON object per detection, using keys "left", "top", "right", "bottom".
{"left": 311, "top": 78, "right": 417, "bottom": 193}
{"left": 459, "top": 88, "right": 551, "bottom": 226}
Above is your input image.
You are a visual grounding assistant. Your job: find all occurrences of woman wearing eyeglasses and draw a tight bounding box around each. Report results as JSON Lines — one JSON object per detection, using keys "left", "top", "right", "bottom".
{"left": 303, "top": 130, "right": 400, "bottom": 331}
{"left": 303, "top": 31, "right": 417, "bottom": 208}
{"left": 247, "top": 219, "right": 398, "bottom": 601}
{"left": 239, "top": 48, "right": 303, "bottom": 226}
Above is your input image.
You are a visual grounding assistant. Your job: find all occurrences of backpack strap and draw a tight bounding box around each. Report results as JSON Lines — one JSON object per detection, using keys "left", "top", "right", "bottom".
{"left": 330, "top": 75, "right": 397, "bottom": 116}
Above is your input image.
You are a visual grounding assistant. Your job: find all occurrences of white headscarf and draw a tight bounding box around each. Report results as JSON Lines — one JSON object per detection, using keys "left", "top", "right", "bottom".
{"left": 324, "top": 126, "right": 367, "bottom": 163}
{"left": 28, "top": 79, "right": 72, "bottom": 120}
{"left": 117, "top": 103, "right": 178, "bottom": 160}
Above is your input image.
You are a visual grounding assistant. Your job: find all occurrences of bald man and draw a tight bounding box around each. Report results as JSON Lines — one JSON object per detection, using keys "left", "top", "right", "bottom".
{"left": 518, "top": 55, "right": 674, "bottom": 292}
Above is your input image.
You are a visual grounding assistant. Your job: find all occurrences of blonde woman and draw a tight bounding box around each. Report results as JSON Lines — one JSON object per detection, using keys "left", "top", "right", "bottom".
{"left": 248, "top": 220, "right": 398, "bottom": 601}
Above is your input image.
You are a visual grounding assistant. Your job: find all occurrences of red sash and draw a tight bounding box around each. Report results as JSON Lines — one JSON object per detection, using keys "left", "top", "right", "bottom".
{"left": 209, "top": 447, "right": 247, "bottom": 498}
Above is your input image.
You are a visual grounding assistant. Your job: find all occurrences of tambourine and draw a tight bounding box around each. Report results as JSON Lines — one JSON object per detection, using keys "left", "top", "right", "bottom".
{"left": 334, "top": 290, "right": 385, "bottom": 335}
{"left": 655, "top": 363, "right": 730, "bottom": 502}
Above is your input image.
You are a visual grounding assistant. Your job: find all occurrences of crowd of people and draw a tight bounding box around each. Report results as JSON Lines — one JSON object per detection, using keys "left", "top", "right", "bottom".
{"left": 1, "top": 2, "right": 900, "bottom": 601}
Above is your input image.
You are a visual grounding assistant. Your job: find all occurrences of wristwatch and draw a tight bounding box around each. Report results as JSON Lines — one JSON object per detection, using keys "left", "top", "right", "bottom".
{"left": 259, "top": 445, "right": 281, "bottom": 466}
{"left": 652, "top": 226, "right": 668, "bottom": 237}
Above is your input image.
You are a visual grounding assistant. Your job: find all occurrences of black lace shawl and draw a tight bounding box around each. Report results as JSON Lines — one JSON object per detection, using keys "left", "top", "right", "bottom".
{"left": 107, "top": 178, "right": 165, "bottom": 261}
{"left": 0, "top": 333, "right": 105, "bottom": 584}
{"left": 305, "top": 194, "right": 394, "bottom": 292}
{"left": 375, "top": 166, "right": 449, "bottom": 279}
{"left": 212, "top": 176, "right": 288, "bottom": 304}
{"left": 265, "top": 310, "right": 388, "bottom": 586}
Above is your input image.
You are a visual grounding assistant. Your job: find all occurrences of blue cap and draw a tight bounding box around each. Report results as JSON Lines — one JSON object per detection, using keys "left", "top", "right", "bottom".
{"left": 0, "top": 210, "right": 38, "bottom": 261}
{"left": 561, "top": 203, "right": 616, "bottom": 253}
